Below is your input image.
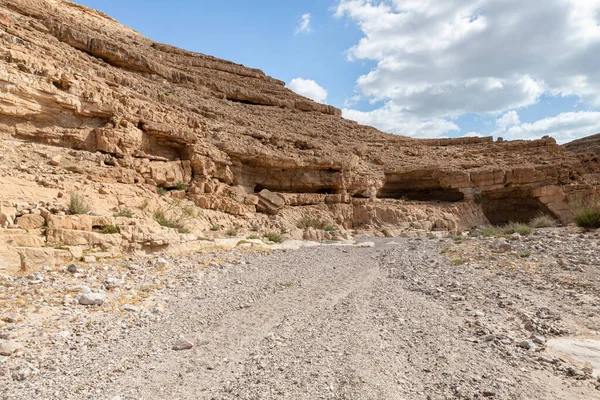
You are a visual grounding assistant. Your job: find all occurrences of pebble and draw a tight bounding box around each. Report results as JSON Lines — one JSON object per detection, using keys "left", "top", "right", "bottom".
{"left": 155, "top": 258, "right": 169, "bottom": 268}
{"left": 79, "top": 292, "right": 106, "bottom": 306}
{"left": 67, "top": 264, "right": 78, "bottom": 273}
{"left": 172, "top": 339, "right": 194, "bottom": 351}
{"left": 0, "top": 341, "right": 23, "bottom": 356}
{"left": 517, "top": 340, "right": 537, "bottom": 350}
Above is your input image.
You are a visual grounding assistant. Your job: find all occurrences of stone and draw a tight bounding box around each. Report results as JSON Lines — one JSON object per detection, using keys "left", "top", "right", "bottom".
{"left": 155, "top": 257, "right": 169, "bottom": 268}
{"left": 79, "top": 292, "right": 106, "bottom": 306}
{"left": 517, "top": 340, "right": 537, "bottom": 350}
{"left": 67, "top": 264, "right": 78, "bottom": 273}
{"left": 83, "top": 255, "right": 97, "bottom": 263}
{"left": 355, "top": 242, "right": 375, "bottom": 248}
{"left": 49, "top": 155, "right": 62, "bottom": 166}
{"left": 15, "top": 214, "right": 45, "bottom": 229}
{"left": 172, "top": 339, "right": 194, "bottom": 351}
{"left": 0, "top": 341, "right": 23, "bottom": 356}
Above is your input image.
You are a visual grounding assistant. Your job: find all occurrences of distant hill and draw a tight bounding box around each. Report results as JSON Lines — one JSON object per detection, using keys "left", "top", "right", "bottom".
{"left": 564, "top": 133, "right": 600, "bottom": 156}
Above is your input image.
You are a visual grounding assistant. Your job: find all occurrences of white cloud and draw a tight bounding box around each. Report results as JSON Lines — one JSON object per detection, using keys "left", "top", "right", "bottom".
{"left": 335, "top": 0, "right": 600, "bottom": 139}
{"left": 463, "top": 132, "right": 484, "bottom": 138}
{"left": 496, "top": 110, "right": 521, "bottom": 129}
{"left": 295, "top": 13, "right": 312, "bottom": 34}
{"left": 495, "top": 111, "right": 600, "bottom": 144}
{"left": 287, "top": 78, "right": 328, "bottom": 103}
{"left": 342, "top": 105, "right": 458, "bottom": 138}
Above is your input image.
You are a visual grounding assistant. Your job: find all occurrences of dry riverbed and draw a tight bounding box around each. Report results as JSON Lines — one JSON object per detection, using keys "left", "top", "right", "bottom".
{"left": 1, "top": 228, "right": 600, "bottom": 399}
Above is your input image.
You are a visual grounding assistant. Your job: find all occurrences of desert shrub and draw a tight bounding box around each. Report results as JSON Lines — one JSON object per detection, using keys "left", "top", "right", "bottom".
{"left": 175, "top": 181, "right": 187, "bottom": 191}
{"left": 153, "top": 201, "right": 193, "bottom": 231}
{"left": 297, "top": 217, "right": 332, "bottom": 230}
{"left": 502, "top": 222, "right": 532, "bottom": 236}
{"left": 139, "top": 199, "right": 149, "bottom": 211}
{"left": 183, "top": 205, "right": 197, "bottom": 218}
{"left": 574, "top": 208, "right": 600, "bottom": 229}
{"left": 474, "top": 193, "right": 484, "bottom": 204}
{"left": 102, "top": 225, "right": 120, "bottom": 234}
{"left": 226, "top": 228, "right": 238, "bottom": 237}
{"left": 481, "top": 226, "right": 500, "bottom": 237}
{"left": 324, "top": 225, "right": 336, "bottom": 232}
{"left": 570, "top": 195, "right": 600, "bottom": 229}
{"left": 210, "top": 224, "right": 221, "bottom": 231}
{"left": 451, "top": 258, "right": 466, "bottom": 266}
{"left": 265, "top": 232, "right": 284, "bottom": 243}
{"left": 529, "top": 214, "right": 557, "bottom": 228}
{"left": 247, "top": 234, "right": 261, "bottom": 240}
{"left": 69, "top": 193, "right": 90, "bottom": 215}
{"left": 156, "top": 186, "right": 167, "bottom": 196}
{"left": 520, "top": 253, "right": 531, "bottom": 258}
{"left": 114, "top": 208, "right": 134, "bottom": 218}
{"left": 178, "top": 227, "right": 191, "bottom": 234}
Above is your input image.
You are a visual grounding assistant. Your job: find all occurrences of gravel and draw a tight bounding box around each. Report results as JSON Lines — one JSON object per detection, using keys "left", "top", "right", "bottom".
{"left": 1, "top": 229, "right": 600, "bottom": 399}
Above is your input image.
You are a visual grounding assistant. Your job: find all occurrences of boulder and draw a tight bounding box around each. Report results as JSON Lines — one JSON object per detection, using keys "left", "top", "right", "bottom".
{"left": 256, "top": 189, "right": 285, "bottom": 215}
{"left": 16, "top": 214, "right": 45, "bottom": 229}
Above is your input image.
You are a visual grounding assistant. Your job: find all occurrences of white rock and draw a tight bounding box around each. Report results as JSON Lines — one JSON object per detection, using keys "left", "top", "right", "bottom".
{"left": 155, "top": 258, "right": 169, "bottom": 268}
{"left": 79, "top": 292, "right": 106, "bottom": 306}
{"left": 355, "top": 242, "right": 375, "bottom": 248}
{"left": 0, "top": 341, "right": 23, "bottom": 356}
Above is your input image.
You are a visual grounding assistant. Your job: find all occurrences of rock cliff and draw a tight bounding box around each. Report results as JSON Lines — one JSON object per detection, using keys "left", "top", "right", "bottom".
{"left": 1, "top": 0, "right": 599, "bottom": 273}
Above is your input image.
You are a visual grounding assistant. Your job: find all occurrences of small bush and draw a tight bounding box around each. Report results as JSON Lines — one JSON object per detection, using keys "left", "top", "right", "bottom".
{"left": 139, "top": 199, "right": 149, "bottom": 211}
{"left": 178, "top": 227, "right": 191, "bottom": 234}
{"left": 297, "top": 217, "right": 333, "bottom": 230}
{"left": 175, "top": 181, "right": 187, "bottom": 191}
{"left": 519, "top": 253, "right": 531, "bottom": 258}
{"left": 265, "top": 232, "right": 284, "bottom": 243}
{"left": 183, "top": 205, "right": 197, "bottom": 218}
{"left": 157, "top": 186, "right": 167, "bottom": 196}
{"left": 451, "top": 258, "right": 466, "bottom": 266}
{"left": 569, "top": 194, "right": 600, "bottom": 229}
{"left": 102, "top": 225, "right": 120, "bottom": 234}
{"left": 324, "top": 225, "right": 336, "bottom": 233}
{"left": 502, "top": 222, "right": 533, "bottom": 236}
{"left": 474, "top": 193, "right": 484, "bottom": 205}
{"left": 114, "top": 208, "right": 134, "bottom": 218}
{"left": 247, "top": 234, "right": 261, "bottom": 240}
{"left": 574, "top": 208, "right": 600, "bottom": 229}
{"left": 481, "top": 226, "right": 499, "bottom": 237}
{"left": 210, "top": 224, "right": 221, "bottom": 231}
{"left": 529, "top": 214, "right": 557, "bottom": 228}
{"left": 226, "top": 228, "right": 238, "bottom": 237}
{"left": 69, "top": 193, "right": 91, "bottom": 215}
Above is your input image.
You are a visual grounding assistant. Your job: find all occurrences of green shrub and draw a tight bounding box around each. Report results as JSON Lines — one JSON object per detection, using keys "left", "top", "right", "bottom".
{"left": 502, "top": 222, "right": 532, "bottom": 236}
{"left": 226, "top": 228, "right": 238, "bottom": 237}
{"left": 265, "top": 232, "right": 284, "bottom": 243}
{"left": 247, "top": 234, "right": 261, "bottom": 240}
{"left": 69, "top": 193, "right": 90, "bottom": 215}
{"left": 178, "top": 227, "right": 191, "bottom": 234}
{"left": 474, "top": 193, "right": 484, "bottom": 204}
{"left": 114, "top": 208, "right": 134, "bottom": 218}
{"left": 102, "top": 225, "right": 120, "bottom": 234}
{"left": 157, "top": 186, "right": 167, "bottom": 196}
{"left": 519, "top": 253, "right": 531, "bottom": 258}
{"left": 481, "top": 226, "right": 499, "bottom": 237}
{"left": 574, "top": 208, "right": 600, "bottom": 229}
{"left": 569, "top": 195, "right": 600, "bottom": 229}
{"left": 529, "top": 214, "right": 557, "bottom": 228}
{"left": 324, "top": 225, "right": 336, "bottom": 232}
{"left": 210, "top": 224, "right": 221, "bottom": 231}
{"left": 175, "top": 181, "right": 187, "bottom": 191}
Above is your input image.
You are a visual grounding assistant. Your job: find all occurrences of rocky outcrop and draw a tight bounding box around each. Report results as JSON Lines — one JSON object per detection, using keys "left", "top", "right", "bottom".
{"left": 564, "top": 133, "right": 600, "bottom": 157}
{"left": 0, "top": 0, "right": 599, "bottom": 274}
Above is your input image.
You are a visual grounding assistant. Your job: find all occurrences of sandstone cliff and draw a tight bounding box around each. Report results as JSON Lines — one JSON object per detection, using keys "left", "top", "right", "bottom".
{"left": 1, "top": 0, "right": 599, "bottom": 274}
{"left": 564, "top": 133, "right": 600, "bottom": 157}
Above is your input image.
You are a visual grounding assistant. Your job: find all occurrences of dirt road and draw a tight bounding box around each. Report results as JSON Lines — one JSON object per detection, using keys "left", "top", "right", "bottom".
{"left": 3, "top": 236, "right": 600, "bottom": 399}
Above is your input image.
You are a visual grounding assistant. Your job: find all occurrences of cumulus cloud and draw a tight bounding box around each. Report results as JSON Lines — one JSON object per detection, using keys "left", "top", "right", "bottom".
{"left": 295, "top": 13, "right": 312, "bottom": 34}
{"left": 495, "top": 111, "right": 600, "bottom": 144}
{"left": 335, "top": 0, "right": 600, "bottom": 140}
{"left": 496, "top": 110, "right": 521, "bottom": 129}
{"left": 463, "top": 132, "right": 484, "bottom": 138}
{"left": 342, "top": 106, "right": 458, "bottom": 138}
{"left": 287, "top": 78, "right": 328, "bottom": 103}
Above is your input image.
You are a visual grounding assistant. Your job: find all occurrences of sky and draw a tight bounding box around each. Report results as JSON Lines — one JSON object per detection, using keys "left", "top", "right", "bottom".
{"left": 73, "top": 0, "right": 600, "bottom": 144}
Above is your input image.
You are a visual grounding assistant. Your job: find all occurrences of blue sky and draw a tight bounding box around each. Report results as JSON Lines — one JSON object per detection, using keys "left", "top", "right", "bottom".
{"left": 74, "top": 0, "right": 600, "bottom": 143}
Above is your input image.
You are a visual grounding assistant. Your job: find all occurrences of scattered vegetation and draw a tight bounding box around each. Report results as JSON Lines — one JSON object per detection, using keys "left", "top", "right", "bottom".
{"left": 474, "top": 193, "right": 484, "bottom": 205}
{"left": 153, "top": 201, "right": 194, "bottom": 232}
{"left": 102, "top": 225, "right": 120, "bottom": 234}
{"left": 519, "top": 253, "right": 531, "bottom": 258}
{"left": 529, "top": 214, "right": 558, "bottom": 228}
{"left": 114, "top": 208, "right": 134, "bottom": 218}
{"left": 297, "top": 217, "right": 333, "bottom": 231}
{"left": 69, "top": 193, "right": 91, "bottom": 215}
{"left": 226, "top": 228, "right": 238, "bottom": 237}
{"left": 265, "top": 232, "right": 284, "bottom": 243}
{"left": 451, "top": 258, "right": 466, "bottom": 266}
{"left": 139, "top": 199, "right": 149, "bottom": 211}
{"left": 175, "top": 181, "right": 187, "bottom": 191}
{"left": 502, "top": 222, "right": 533, "bottom": 236}
{"left": 156, "top": 186, "right": 167, "bottom": 196}
{"left": 183, "top": 205, "right": 197, "bottom": 218}
{"left": 570, "top": 195, "right": 600, "bottom": 230}
{"left": 210, "top": 224, "right": 221, "bottom": 231}
{"left": 247, "top": 234, "right": 261, "bottom": 240}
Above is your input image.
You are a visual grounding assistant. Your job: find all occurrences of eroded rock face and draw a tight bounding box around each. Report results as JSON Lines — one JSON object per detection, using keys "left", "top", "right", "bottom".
{"left": 0, "top": 0, "right": 599, "bottom": 274}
